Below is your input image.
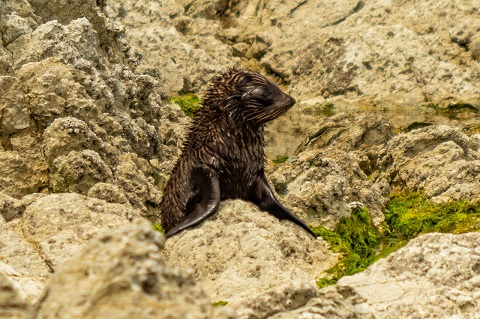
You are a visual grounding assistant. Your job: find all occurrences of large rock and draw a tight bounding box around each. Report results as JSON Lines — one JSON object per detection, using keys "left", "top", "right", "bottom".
{"left": 0, "top": 0, "right": 184, "bottom": 217}
{"left": 164, "top": 200, "right": 337, "bottom": 302}
{"left": 338, "top": 232, "right": 480, "bottom": 318}
{"left": 21, "top": 193, "right": 141, "bottom": 271}
{"left": 230, "top": 280, "right": 373, "bottom": 319}
{"left": 378, "top": 125, "right": 480, "bottom": 203}
{"left": 217, "top": 0, "right": 480, "bottom": 107}
{"left": 31, "top": 219, "right": 234, "bottom": 319}
{"left": 0, "top": 219, "right": 50, "bottom": 302}
{"left": 107, "top": 0, "right": 239, "bottom": 95}
{"left": 268, "top": 113, "right": 393, "bottom": 228}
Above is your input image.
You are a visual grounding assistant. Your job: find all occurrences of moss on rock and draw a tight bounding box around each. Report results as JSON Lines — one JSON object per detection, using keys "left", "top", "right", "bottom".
{"left": 315, "top": 192, "right": 480, "bottom": 288}
{"left": 169, "top": 94, "right": 202, "bottom": 118}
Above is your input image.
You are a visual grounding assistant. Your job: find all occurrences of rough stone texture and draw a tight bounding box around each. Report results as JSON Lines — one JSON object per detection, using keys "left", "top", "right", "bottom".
{"left": 21, "top": 193, "right": 141, "bottom": 271}
{"left": 378, "top": 125, "right": 480, "bottom": 203}
{"left": 164, "top": 200, "right": 337, "bottom": 302}
{"left": 216, "top": 0, "right": 480, "bottom": 107}
{"left": 0, "top": 219, "right": 50, "bottom": 302}
{"left": 106, "top": 0, "right": 239, "bottom": 95}
{"left": 31, "top": 219, "right": 234, "bottom": 319}
{"left": 268, "top": 113, "right": 393, "bottom": 228}
{"left": 338, "top": 232, "right": 480, "bottom": 318}
{"left": 0, "top": 272, "right": 28, "bottom": 319}
{"left": 228, "top": 280, "right": 373, "bottom": 319}
{"left": 0, "top": 0, "right": 189, "bottom": 218}
{"left": 0, "top": 192, "right": 25, "bottom": 222}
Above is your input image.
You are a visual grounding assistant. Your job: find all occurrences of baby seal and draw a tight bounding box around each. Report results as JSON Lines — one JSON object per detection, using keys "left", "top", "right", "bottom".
{"left": 160, "top": 68, "right": 315, "bottom": 237}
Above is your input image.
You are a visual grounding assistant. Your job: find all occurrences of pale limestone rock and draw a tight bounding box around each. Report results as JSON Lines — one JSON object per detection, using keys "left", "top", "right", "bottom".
{"left": 21, "top": 193, "right": 141, "bottom": 271}
{"left": 0, "top": 272, "right": 28, "bottom": 319}
{"left": 107, "top": 0, "right": 239, "bottom": 95}
{"left": 87, "top": 182, "right": 132, "bottom": 206}
{"left": 164, "top": 200, "right": 337, "bottom": 302}
{"left": 268, "top": 114, "right": 393, "bottom": 229}
{"left": 338, "top": 232, "right": 480, "bottom": 318}
{"left": 0, "top": 152, "right": 42, "bottom": 198}
{"left": 31, "top": 219, "right": 235, "bottom": 319}
{"left": 50, "top": 150, "right": 113, "bottom": 194}
{"left": 378, "top": 125, "right": 480, "bottom": 203}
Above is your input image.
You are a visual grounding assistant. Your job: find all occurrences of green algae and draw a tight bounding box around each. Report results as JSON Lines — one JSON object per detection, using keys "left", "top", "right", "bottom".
{"left": 272, "top": 155, "right": 289, "bottom": 164}
{"left": 385, "top": 192, "right": 480, "bottom": 236}
{"left": 169, "top": 94, "right": 202, "bottom": 118}
{"left": 152, "top": 223, "right": 165, "bottom": 234}
{"left": 212, "top": 301, "right": 228, "bottom": 307}
{"left": 315, "top": 192, "right": 480, "bottom": 288}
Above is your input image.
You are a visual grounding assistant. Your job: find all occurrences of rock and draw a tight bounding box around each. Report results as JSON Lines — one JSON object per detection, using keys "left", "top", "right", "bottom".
{"left": 338, "top": 232, "right": 480, "bottom": 318}
{"left": 378, "top": 125, "right": 480, "bottom": 203}
{"left": 107, "top": 0, "right": 239, "bottom": 95}
{"left": 0, "top": 218, "right": 50, "bottom": 303}
{"left": 31, "top": 219, "right": 234, "bottom": 319}
{"left": 0, "top": 192, "right": 24, "bottom": 222}
{"left": 268, "top": 114, "right": 393, "bottom": 229}
{"left": 217, "top": 0, "right": 480, "bottom": 107}
{"left": 470, "top": 33, "right": 480, "bottom": 61}
{"left": 87, "top": 182, "right": 132, "bottom": 206}
{"left": 164, "top": 200, "right": 337, "bottom": 302}
{"left": 21, "top": 193, "right": 141, "bottom": 271}
{"left": 0, "top": 151, "right": 43, "bottom": 198}
{"left": 0, "top": 272, "right": 28, "bottom": 319}
{"left": 230, "top": 280, "right": 319, "bottom": 319}
{"left": 50, "top": 150, "right": 113, "bottom": 195}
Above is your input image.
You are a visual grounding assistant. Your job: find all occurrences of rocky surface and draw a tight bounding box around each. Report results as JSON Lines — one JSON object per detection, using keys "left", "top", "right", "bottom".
{"left": 211, "top": 0, "right": 480, "bottom": 108}
{"left": 1, "top": 0, "right": 480, "bottom": 318}
{"left": 378, "top": 124, "right": 480, "bottom": 203}
{"left": 30, "top": 219, "right": 235, "bottom": 319}
{"left": 0, "top": 272, "right": 28, "bottom": 319}
{"left": 338, "top": 232, "right": 480, "bottom": 318}
{"left": 164, "top": 200, "right": 337, "bottom": 302}
{"left": 268, "top": 113, "right": 393, "bottom": 229}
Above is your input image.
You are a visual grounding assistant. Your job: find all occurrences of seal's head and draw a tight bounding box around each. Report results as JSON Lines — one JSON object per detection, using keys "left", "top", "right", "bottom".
{"left": 203, "top": 68, "right": 296, "bottom": 126}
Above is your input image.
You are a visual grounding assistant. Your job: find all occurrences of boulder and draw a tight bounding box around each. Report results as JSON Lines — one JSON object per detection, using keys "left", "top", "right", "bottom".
{"left": 164, "top": 200, "right": 337, "bottom": 302}
{"left": 268, "top": 114, "right": 393, "bottom": 228}
{"left": 31, "top": 219, "right": 234, "bottom": 319}
{"left": 378, "top": 125, "right": 480, "bottom": 203}
{"left": 0, "top": 272, "right": 28, "bottom": 319}
{"left": 338, "top": 232, "right": 480, "bottom": 318}
{"left": 21, "top": 193, "right": 141, "bottom": 271}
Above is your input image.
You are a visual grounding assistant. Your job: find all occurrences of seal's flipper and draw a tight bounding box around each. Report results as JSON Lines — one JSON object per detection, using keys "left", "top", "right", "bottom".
{"left": 250, "top": 174, "right": 316, "bottom": 237}
{"left": 165, "top": 171, "right": 220, "bottom": 238}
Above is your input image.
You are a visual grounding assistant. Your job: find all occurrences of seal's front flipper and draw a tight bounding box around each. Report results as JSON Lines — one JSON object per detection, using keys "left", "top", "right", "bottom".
{"left": 250, "top": 174, "right": 316, "bottom": 237}
{"left": 165, "top": 170, "right": 220, "bottom": 238}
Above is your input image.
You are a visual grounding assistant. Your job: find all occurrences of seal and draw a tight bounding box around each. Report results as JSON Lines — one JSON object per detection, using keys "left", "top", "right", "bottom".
{"left": 160, "top": 68, "right": 315, "bottom": 237}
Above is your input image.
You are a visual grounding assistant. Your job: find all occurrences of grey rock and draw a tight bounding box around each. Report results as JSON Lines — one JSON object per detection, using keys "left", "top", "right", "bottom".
{"left": 268, "top": 114, "right": 393, "bottom": 229}
{"left": 50, "top": 150, "right": 113, "bottom": 195}
{"left": 338, "top": 232, "right": 480, "bottom": 318}
{"left": 31, "top": 219, "right": 234, "bottom": 319}
{"left": 164, "top": 200, "right": 337, "bottom": 302}
{"left": 378, "top": 124, "right": 480, "bottom": 203}
{"left": 21, "top": 193, "right": 141, "bottom": 271}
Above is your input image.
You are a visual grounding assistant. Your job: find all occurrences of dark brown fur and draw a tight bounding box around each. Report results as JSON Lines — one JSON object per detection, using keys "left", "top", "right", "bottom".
{"left": 160, "top": 68, "right": 314, "bottom": 237}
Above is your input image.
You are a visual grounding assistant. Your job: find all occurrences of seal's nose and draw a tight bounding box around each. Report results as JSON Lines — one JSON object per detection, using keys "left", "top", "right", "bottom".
{"left": 285, "top": 94, "right": 296, "bottom": 108}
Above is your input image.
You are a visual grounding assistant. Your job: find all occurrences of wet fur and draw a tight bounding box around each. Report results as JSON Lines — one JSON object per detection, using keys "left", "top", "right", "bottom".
{"left": 160, "top": 68, "right": 315, "bottom": 237}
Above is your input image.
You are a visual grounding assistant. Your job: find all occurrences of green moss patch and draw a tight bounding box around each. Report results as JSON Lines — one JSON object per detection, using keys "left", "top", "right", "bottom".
{"left": 315, "top": 192, "right": 480, "bottom": 288}
{"left": 272, "top": 155, "right": 289, "bottom": 164}
{"left": 152, "top": 223, "right": 165, "bottom": 234}
{"left": 212, "top": 301, "right": 228, "bottom": 307}
{"left": 169, "top": 94, "right": 202, "bottom": 118}
{"left": 385, "top": 192, "right": 480, "bottom": 236}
